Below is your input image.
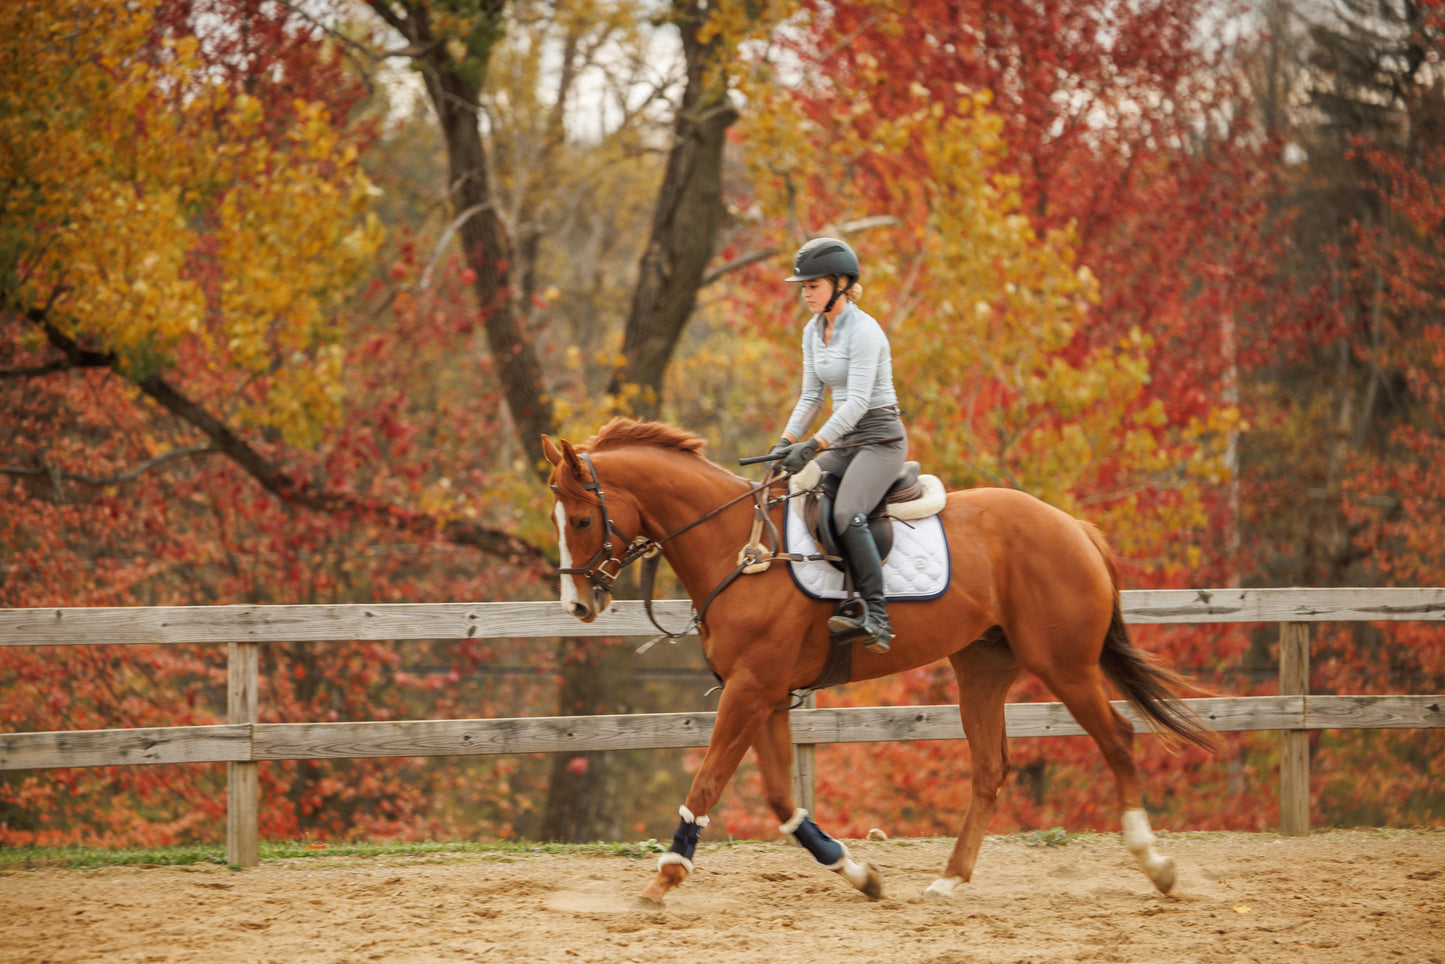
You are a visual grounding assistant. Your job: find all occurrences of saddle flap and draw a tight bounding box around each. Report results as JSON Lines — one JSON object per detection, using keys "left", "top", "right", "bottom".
{"left": 806, "top": 477, "right": 894, "bottom": 568}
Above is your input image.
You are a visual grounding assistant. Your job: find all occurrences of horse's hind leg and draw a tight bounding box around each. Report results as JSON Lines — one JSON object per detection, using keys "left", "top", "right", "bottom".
{"left": 752, "top": 709, "right": 883, "bottom": 900}
{"left": 925, "top": 631, "right": 1020, "bottom": 899}
{"left": 1036, "top": 666, "right": 1177, "bottom": 894}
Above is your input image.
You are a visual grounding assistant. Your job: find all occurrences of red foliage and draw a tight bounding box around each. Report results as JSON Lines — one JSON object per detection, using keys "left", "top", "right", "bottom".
{"left": 0, "top": 0, "right": 558, "bottom": 848}
{"left": 700, "top": 0, "right": 1314, "bottom": 837}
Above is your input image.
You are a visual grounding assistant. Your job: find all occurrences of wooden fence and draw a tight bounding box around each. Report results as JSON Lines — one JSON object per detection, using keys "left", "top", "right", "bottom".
{"left": 2, "top": 588, "right": 1442, "bottom": 867}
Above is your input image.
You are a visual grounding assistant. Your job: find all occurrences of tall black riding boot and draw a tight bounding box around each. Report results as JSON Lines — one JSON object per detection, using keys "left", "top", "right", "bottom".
{"left": 826, "top": 512, "right": 894, "bottom": 654}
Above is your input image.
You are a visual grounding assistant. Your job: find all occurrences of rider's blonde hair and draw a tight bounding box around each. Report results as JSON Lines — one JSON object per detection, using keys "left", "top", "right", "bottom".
{"left": 828, "top": 275, "right": 863, "bottom": 304}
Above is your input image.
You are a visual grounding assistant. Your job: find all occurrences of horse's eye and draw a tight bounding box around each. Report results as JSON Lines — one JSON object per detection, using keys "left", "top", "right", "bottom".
{"left": 573, "top": 517, "right": 592, "bottom": 531}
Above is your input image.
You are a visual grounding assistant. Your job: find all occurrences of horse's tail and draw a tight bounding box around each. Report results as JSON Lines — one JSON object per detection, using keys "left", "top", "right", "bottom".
{"left": 1080, "top": 522, "right": 1224, "bottom": 754}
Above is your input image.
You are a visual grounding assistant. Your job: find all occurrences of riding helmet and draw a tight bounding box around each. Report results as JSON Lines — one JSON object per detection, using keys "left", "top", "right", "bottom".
{"left": 785, "top": 237, "right": 860, "bottom": 284}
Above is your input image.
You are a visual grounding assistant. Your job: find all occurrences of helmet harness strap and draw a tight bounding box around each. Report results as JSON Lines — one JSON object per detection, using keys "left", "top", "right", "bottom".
{"left": 823, "top": 276, "right": 847, "bottom": 314}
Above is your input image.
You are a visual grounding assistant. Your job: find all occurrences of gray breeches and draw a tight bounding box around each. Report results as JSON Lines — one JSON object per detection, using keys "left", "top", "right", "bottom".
{"left": 814, "top": 408, "right": 907, "bottom": 532}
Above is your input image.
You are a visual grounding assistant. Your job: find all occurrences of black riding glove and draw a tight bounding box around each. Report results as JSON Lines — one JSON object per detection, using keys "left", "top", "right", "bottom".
{"left": 768, "top": 438, "right": 792, "bottom": 460}
{"left": 780, "top": 437, "right": 821, "bottom": 474}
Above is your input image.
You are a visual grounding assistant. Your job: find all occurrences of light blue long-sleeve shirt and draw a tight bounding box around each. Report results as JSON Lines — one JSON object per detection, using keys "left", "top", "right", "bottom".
{"left": 783, "top": 302, "right": 899, "bottom": 444}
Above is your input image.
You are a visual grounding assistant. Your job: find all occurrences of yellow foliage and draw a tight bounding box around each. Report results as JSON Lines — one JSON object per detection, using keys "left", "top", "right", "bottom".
{"left": 0, "top": 0, "right": 382, "bottom": 449}
{"left": 726, "top": 25, "right": 1237, "bottom": 572}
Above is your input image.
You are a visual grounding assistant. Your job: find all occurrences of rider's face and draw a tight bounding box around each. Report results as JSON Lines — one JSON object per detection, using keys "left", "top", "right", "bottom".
{"left": 798, "top": 277, "right": 839, "bottom": 316}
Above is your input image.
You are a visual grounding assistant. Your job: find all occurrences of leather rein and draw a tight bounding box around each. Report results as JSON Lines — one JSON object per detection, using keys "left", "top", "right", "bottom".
{"left": 553, "top": 452, "right": 821, "bottom": 649}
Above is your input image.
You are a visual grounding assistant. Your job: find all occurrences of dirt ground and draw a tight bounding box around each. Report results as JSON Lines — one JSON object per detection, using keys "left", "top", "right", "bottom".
{"left": 4, "top": 830, "right": 1443, "bottom": 964}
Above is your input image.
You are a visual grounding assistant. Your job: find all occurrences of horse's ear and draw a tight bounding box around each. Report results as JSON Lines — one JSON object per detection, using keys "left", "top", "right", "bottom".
{"left": 557, "top": 438, "right": 586, "bottom": 478}
{"left": 541, "top": 435, "right": 586, "bottom": 479}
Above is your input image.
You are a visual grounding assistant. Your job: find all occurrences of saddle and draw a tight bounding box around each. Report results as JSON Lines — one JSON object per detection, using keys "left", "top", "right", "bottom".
{"left": 797, "top": 461, "right": 925, "bottom": 570}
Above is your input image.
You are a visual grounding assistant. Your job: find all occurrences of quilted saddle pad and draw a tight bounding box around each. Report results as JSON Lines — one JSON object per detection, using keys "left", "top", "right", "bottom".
{"left": 783, "top": 502, "right": 950, "bottom": 601}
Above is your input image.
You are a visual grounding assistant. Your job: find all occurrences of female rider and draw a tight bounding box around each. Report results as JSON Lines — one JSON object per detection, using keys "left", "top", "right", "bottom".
{"left": 771, "top": 237, "right": 907, "bottom": 654}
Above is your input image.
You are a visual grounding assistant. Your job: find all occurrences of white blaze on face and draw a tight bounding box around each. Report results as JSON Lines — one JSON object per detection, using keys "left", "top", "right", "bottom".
{"left": 554, "top": 501, "right": 581, "bottom": 613}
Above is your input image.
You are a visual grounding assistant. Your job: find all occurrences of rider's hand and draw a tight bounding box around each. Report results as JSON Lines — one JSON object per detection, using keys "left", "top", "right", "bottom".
{"left": 768, "top": 438, "right": 792, "bottom": 459}
{"left": 780, "top": 437, "right": 821, "bottom": 474}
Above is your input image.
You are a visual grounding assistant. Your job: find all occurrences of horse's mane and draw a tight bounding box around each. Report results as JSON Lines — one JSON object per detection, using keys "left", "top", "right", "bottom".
{"left": 582, "top": 418, "right": 708, "bottom": 458}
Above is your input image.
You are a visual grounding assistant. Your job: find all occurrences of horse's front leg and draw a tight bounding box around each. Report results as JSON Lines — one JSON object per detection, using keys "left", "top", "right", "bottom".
{"left": 752, "top": 708, "right": 883, "bottom": 900}
{"left": 637, "top": 675, "right": 780, "bottom": 908}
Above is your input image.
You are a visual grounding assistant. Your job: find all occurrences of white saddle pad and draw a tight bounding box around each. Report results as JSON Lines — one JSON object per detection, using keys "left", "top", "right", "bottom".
{"left": 784, "top": 502, "right": 950, "bottom": 601}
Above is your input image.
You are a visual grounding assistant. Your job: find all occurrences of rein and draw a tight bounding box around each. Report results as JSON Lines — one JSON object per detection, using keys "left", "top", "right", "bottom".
{"left": 554, "top": 453, "right": 819, "bottom": 649}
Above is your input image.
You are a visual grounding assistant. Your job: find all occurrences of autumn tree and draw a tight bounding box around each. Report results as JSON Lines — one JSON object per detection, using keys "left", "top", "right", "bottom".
{"left": 0, "top": 0, "right": 556, "bottom": 846}
{"left": 352, "top": 0, "right": 816, "bottom": 840}
{"left": 1238, "top": 0, "right": 1445, "bottom": 825}
{"left": 1, "top": 0, "right": 789, "bottom": 846}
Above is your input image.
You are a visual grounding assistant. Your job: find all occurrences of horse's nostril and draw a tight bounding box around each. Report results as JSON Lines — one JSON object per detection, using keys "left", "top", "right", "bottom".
{"left": 569, "top": 603, "right": 590, "bottom": 618}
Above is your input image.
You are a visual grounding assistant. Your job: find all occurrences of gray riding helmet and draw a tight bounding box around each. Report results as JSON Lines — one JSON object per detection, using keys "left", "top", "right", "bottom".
{"left": 784, "top": 237, "right": 860, "bottom": 284}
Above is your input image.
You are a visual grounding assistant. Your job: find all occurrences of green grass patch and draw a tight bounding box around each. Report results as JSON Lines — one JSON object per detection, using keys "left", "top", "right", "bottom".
{"left": 0, "top": 836, "right": 678, "bottom": 871}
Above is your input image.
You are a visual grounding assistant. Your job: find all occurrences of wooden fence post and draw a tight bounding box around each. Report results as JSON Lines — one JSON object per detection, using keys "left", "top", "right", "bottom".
{"left": 791, "top": 692, "right": 817, "bottom": 815}
{"left": 1279, "top": 621, "right": 1310, "bottom": 835}
{"left": 227, "top": 641, "right": 260, "bottom": 867}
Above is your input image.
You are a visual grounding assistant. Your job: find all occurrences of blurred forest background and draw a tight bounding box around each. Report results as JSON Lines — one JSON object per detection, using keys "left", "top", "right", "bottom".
{"left": 2, "top": 0, "right": 1442, "bottom": 848}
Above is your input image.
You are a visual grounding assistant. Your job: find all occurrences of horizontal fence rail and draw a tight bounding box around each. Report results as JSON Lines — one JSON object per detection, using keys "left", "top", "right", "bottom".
{"left": 5, "top": 696, "right": 1441, "bottom": 772}
{"left": 4, "top": 588, "right": 1444, "bottom": 648}
{"left": 2, "top": 588, "right": 1443, "bottom": 866}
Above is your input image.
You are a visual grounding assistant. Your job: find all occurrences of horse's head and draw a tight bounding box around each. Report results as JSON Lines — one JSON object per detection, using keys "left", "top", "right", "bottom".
{"left": 542, "top": 433, "right": 644, "bottom": 622}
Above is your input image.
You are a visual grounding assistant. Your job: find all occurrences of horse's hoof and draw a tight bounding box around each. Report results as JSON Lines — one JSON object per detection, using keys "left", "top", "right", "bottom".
{"left": 1150, "top": 856, "right": 1177, "bottom": 895}
{"left": 836, "top": 854, "right": 884, "bottom": 900}
{"left": 859, "top": 861, "right": 884, "bottom": 901}
{"left": 923, "top": 876, "right": 962, "bottom": 899}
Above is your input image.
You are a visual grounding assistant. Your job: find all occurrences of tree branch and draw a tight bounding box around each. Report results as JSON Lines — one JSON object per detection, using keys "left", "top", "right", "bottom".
{"left": 417, "top": 202, "right": 490, "bottom": 291}
{"left": 699, "top": 217, "right": 902, "bottom": 287}
{"left": 0, "top": 359, "right": 72, "bottom": 379}
{"left": 21, "top": 307, "right": 548, "bottom": 571}
{"left": 2, "top": 446, "right": 217, "bottom": 488}
{"left": 362, "top": 0, "right": 413, "bottom": 38}
{"left": 700, "top": 245, "right": 782, "bottom": 287}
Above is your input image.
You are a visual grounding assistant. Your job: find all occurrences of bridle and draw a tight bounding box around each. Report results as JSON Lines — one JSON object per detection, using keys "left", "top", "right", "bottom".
{"left": 552, "top": 452, "right": 655, "bottom": 599}
{"left": 552, "top": 451, "right": 799, "bottom": 644}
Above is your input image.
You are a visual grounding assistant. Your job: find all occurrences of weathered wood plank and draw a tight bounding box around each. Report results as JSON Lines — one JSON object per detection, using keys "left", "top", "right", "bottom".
{"left": 0, "top": 725, "right": 250, "bottom": 770}
{"left": 791, "top": 692, "right": 817, "bottom": 815}
{"left": 251, "top": 713, "right": 722, "bottom": 760}
{"left": 248, "top": 697, "right": 1307, "bottom": 761}
{"left": 228, "top": 642, "right": 260, "bottom": 868}
{"left": 4, "top": 588, "right": 1444, "bottom": 648}
{"left": 1121, "top": 587, "right": 1445, "bottom": 624}
{"left": 1178, "top": 696, "right": 1308, "bottom": 732}
{"left": 789, "top": 697, "right": 1306, "bottom": 743}
{"left": 1305, "top": 694, "right": 1444, "bottom": 730}
{"left": 227, "top": 761, "right": 259, "bottom": 868}
{"left": 1279, "top": 622, "right": 1311, "bottom": 836}
{"left": 0, "top": 599, "right": 695, "bottom": 647}
{"left": 5, "top": 696, "right": 1436, "bottom": 772}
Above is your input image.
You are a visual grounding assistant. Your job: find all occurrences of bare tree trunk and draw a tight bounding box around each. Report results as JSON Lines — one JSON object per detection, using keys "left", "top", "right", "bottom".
{"left": 608, "top": 0, "right": 738, "bottom": 418}
{"left": 372, "top": 0, "right": 558, "bottom": 474}
{"left": 367, "top": 1, "right": 740, "bottom": 843}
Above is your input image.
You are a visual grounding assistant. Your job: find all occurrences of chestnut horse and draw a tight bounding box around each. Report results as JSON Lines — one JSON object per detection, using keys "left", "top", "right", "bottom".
{"left": 542, "top": 419, "right": 1218, "bottom": 907}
